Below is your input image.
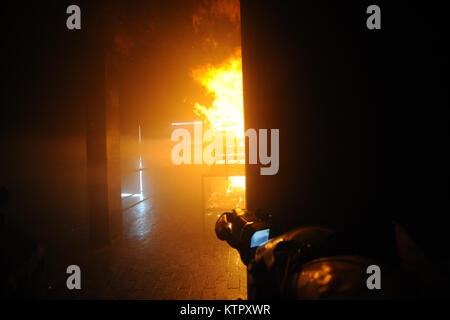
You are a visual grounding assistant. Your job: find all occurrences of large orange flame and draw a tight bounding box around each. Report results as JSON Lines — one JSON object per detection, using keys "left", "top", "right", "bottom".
{"left": 192, "top": 50, "right": 244, "bottom": 137}
{"left": 192, "top": 47, "right": 245, "bottom": 208}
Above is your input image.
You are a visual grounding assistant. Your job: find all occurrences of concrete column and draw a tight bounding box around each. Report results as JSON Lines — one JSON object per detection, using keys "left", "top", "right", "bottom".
{"left": 105, "top": 55, "right": 123, "bottom": 242}
{"left": 86, "top": 51, "right": 122, "bottom": 248}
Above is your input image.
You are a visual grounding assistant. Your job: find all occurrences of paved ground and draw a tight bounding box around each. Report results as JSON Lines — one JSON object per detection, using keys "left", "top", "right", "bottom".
{"left": 40, "top": 167, "right": 247, "bottom": 300}
{"left": 63, "top": 194, "right": 247, "bottom": 300}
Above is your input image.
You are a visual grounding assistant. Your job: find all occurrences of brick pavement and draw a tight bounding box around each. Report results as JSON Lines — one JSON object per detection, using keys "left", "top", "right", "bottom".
{"left": 77, "top": 197, "right": 247, "bottom": 299}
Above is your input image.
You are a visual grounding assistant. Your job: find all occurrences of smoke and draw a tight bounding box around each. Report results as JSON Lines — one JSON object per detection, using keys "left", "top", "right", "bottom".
{"left": 113, "top": 31, "right": 134, "bottom": 57}
{"left": 193, "top": 0, "right": 240, "bottom": 32}
{"left": 192, "top": 0, "right": 241, "bottom": 56}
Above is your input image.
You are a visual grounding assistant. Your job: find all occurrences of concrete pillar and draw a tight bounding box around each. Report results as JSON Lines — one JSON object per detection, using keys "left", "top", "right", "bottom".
{"left": 105, "top": 54, "right": 123, "bottom": 242}
{"left": 86, "top": 41, "right": 122, "bottom": 248}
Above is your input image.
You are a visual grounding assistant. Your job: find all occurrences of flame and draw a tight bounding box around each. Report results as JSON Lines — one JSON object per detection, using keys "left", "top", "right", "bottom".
{"left": 227, "top": 176, "right": 245, "bottom": 193}
{"left": 192, "top": 50, "right": 244, "bottom": 136}
{"left": 191, "top": 38, "right": 245, "bottom": 209}
{"left": 205, "top": 176, "right": 246, "bottom": 210}
{"left": 227, "top": 176, "right": 245, "bottom": 208}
